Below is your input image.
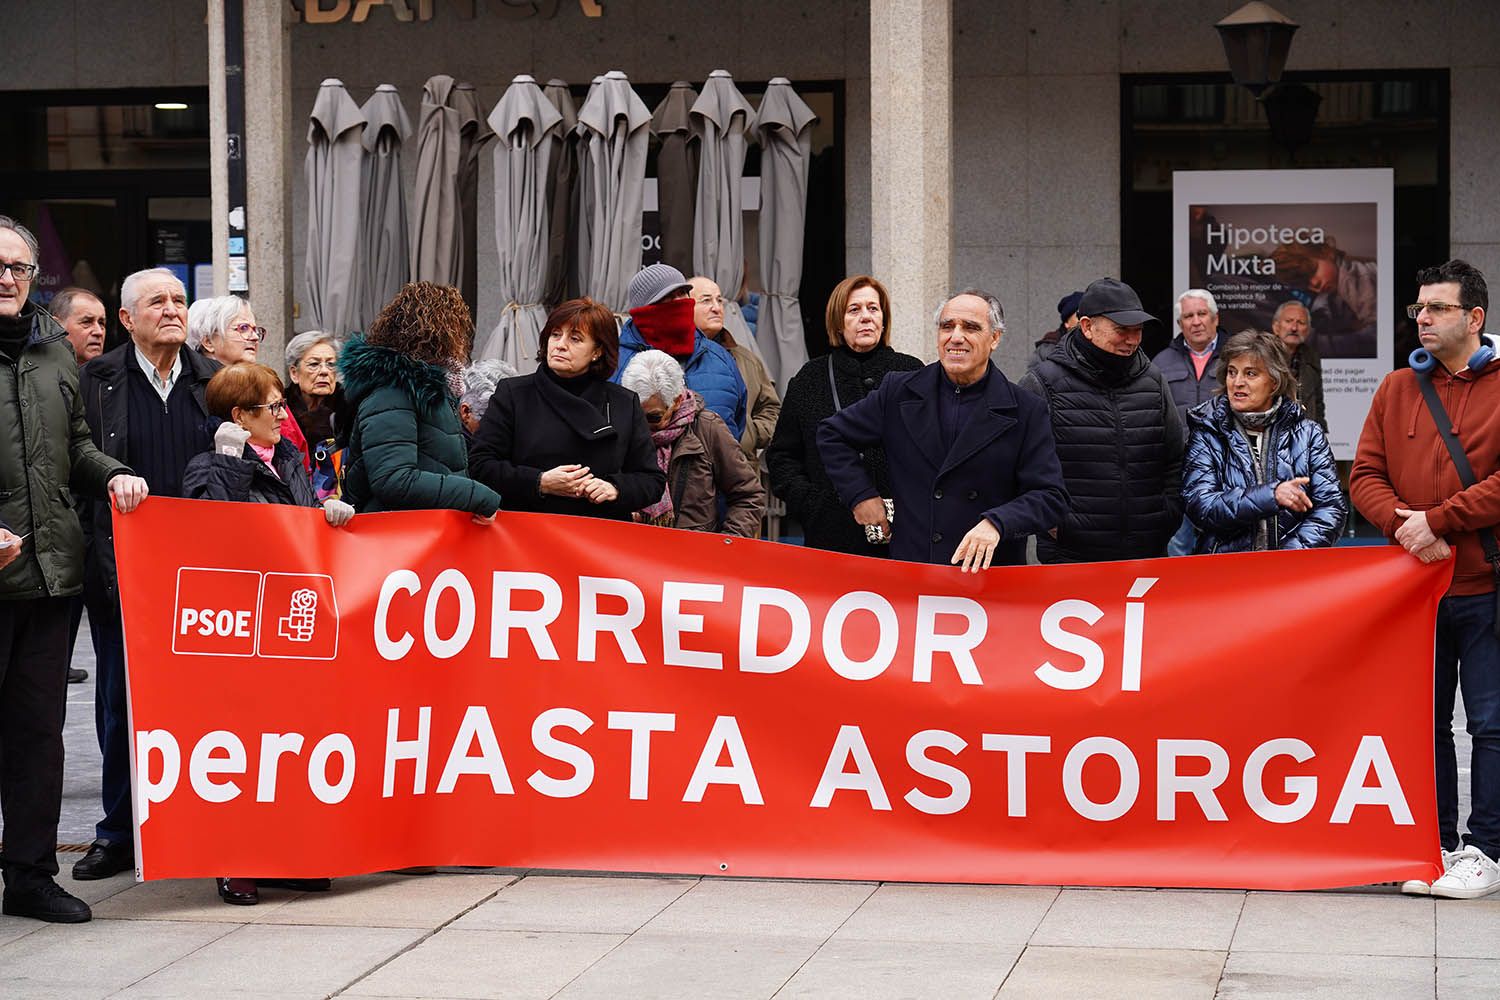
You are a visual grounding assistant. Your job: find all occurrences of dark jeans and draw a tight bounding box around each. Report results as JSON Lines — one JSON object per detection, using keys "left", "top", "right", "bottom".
{"left": 89, "top": 599, "right": 132, "bottom": 846}
{"left": 0, "top": 597, "right": 71, "bottom": 890}
{"left": 1435, "top": 591, "right": 1500, "bottom": 859}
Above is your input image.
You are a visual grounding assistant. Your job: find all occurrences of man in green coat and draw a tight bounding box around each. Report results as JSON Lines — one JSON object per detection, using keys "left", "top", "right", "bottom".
{"left": 0, "top": 216, "right": 149, "bottom": 923}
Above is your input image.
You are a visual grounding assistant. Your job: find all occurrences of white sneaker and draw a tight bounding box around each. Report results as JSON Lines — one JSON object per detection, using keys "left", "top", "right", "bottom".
{"left": 1402, "top": 848, "right": 1463, "bottom": 896}
{"left": 1430, "top": 845, "right": 1500, "bottom": 899}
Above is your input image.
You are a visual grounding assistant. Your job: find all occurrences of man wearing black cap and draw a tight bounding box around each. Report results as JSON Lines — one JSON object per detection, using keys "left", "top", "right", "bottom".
{"left": 1019, "top": 277, "right": 1184, "bottom": 563}
{"left": 1030, "top": 290, "right": 1083, "bottom": 369}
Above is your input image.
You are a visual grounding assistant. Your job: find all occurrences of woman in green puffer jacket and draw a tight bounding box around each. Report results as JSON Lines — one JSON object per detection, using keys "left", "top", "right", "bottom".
{"left": 338, "top": 282, "right": 500, "bottom": 519}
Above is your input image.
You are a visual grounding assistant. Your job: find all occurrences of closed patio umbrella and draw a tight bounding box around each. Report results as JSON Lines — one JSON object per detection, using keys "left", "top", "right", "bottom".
{"left": 576, "top": 70, "right": 651, "bottom": 313}
{"left": 651, "top": 81, "right": 699, "bottom": 276}
{"left": 454, "top": 82, "right": 491, "bottom": 323}
{"left": 751, "top": 78, "right": 819, "bottom": 391}
{"left": 474, "top": 75, "right": 563, "bottom": 371}
{"left": 541, "top": 79, "right": 578, "bottom": 309}
{"left": 691, "top": 70, "right": 760, "bottom": 359}
{"left": 305, "top": 78, "right": 366, "bottom": 337}
{"left": 358, "top": 84, "right": 413, "bottom": 327}
{"left": 411, "top": 75, "right": 486, "bottom": 317}
{"left": 569, "top": 76, "right": 604, "bottom": 303}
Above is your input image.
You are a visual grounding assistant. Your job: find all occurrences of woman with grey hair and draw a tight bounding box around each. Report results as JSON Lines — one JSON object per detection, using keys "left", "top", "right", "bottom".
{"left": 1183, "top": 329, "right": 1345, "bottom": 553}
{"left": 459, "top": 358, "right": 518, "bottom": 436}
{"left": 283, "top": 329, "right": 351, "bottom": 498}
{"left": 621, "top": 350, "right": 765, "bottom": 536}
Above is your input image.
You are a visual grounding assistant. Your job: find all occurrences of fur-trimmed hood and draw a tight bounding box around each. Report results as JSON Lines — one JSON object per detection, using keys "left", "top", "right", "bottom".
{"left": 338, "top": 334, "right": 454, "bottom": 411}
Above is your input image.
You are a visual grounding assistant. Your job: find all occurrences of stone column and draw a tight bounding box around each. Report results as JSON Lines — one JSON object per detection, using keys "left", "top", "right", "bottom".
{"left": 869, "top": 0, "right": 952, "bottom": 361}
{"left": 209, "top": 0, "right": 293, "bottom": 362}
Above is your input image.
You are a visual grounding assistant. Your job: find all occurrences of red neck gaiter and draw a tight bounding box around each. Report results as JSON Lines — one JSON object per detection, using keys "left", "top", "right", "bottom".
{"left": 629, "top": 297, "right": 697, "bottom": 357}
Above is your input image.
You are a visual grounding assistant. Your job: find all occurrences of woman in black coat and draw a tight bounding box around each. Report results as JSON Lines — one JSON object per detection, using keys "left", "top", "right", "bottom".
{"left": 181, "top": 362, "right": 351, "bottom": 907}
{"left": 766, "top": 275, "right": 923, "bottom": 555}
{"left": 469, "top": 298, "right": 665, "bottom": 520}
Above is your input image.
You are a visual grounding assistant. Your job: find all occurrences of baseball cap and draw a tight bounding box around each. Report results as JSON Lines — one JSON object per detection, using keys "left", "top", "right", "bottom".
{"left": 1077, "top": 278, "right": 1156, "bottom": 326}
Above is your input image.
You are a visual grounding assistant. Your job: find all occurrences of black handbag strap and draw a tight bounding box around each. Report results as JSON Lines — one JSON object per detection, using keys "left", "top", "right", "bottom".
{"left": 1415, "top": 370, "right": 1500, "bottom": 631}
{"left": 826, "top": 354, "right": 844, "bottom": 412}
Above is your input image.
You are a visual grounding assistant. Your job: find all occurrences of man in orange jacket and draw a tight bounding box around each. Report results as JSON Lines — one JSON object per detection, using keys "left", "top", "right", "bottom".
{"left": 1352, "top": 258, "right": 1500, "bottom": 899}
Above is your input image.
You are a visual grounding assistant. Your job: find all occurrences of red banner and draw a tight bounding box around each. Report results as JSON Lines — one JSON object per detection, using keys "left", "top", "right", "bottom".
{"left": 116, "top": 498, "right": 1450, "bottom": 889}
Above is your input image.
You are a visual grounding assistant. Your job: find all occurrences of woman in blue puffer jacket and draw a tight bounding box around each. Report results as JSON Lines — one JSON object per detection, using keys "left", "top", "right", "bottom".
{"left": 1183, "top": 329, "right": 1346, "bottom": 553}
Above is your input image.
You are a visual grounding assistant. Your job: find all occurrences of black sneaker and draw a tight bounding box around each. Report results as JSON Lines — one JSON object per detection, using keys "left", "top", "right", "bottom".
{"left": 2, "top": 881, "right": 92, "bottom": 923}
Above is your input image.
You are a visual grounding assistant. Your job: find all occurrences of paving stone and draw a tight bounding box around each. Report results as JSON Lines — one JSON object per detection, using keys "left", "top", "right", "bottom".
{"left": 1031, "top": 888, "right": 1243, "bottom": 951}
{"left": 1233, "top": 891, "right": 1435, "bottom": 956}
{"left": 1435, "top": 895, "right": 1500, "bottom": 957}
{"left": 555, "top": 930, "right": 819, "bottom": 1000}
{"left": 640, "top": 877, "right": 875, "bottom": 938}
{"left": 996, "top": 945, "right": 1224, "bottom": 999}
{"left": 1439, "top": 957, "right": 1500, "bottom": 997}
{"left": 1218, "top": 951, "right": 1435, "bottom": 999}
{"left": 0, "top": 918, "right": 234, "bottom": 997}
{"left": 89, "top": 877, "right": 300, "bottom": 923}
{"left": 779, "top": 937, "right": 1022, "bottom": 999}
{"left": 453, "top": 874, "right": 695, "bottom": 933}
{"left": 119, "top": 923, "right": 421, "bottom": 998}
{"left": 344, "top": 927, "right": 625, "bottom": 999}
{"left": 256, "top": 871, "right": 516, "bottom": 928}
{"left": 833, "top": 883, "right": 1057, "bottom": 945}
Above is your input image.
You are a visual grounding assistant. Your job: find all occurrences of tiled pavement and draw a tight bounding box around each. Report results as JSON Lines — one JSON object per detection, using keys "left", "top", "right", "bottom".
{"left": 4, "top": 862, "right": 1499, "bottom": 999}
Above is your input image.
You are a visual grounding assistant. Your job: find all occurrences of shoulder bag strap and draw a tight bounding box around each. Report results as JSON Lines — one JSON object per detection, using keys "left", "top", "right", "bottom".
{"left": 826, "top": 354, "right": 844, "bottom": 412}
{"left": 1415, "top": 371, "right": 1500, "bottom": 634}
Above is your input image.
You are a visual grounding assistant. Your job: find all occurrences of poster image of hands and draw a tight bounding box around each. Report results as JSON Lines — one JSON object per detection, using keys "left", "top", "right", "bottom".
{"left": 1188, "top": 201, "right": 1378, "bottom": 359}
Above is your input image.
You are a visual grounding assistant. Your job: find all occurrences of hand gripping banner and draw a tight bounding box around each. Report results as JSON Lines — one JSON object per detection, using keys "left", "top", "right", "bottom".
{"left": 116, "top": 499, "right": 1451, "bottom": 889}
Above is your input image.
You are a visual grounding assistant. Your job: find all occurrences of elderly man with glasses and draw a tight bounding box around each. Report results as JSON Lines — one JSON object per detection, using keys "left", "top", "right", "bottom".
{"left": 0, "top": 216, "right": 147, "bottom": 922}
{"left": 71, "top": 267, "right": 222, "bottom": 885}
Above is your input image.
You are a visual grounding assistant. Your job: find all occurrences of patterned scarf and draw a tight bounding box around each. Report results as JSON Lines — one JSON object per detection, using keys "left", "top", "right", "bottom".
{"left": 639, "top": 390, "right": 701, "bottom": 525}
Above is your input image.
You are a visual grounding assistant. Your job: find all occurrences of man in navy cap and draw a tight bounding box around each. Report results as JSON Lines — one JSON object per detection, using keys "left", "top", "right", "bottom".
{"left": 612, "top": 263, "right": 747, "bottom": 440}
{"left": 1019, "top": 277, "right": 1184, "bottom": 563}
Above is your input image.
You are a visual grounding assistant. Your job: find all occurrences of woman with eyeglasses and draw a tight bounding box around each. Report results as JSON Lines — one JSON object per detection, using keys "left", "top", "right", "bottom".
{"left": 469, "top": 298, "right": 664, "bottom": 521}
{"left": 182, "top": 362, "right": 353, "bottom": 906}
{"left": 620, "top": 350, "right": 764, "bottom": 534}
{"left": 284, "top": 330, "right": 352, "bottom": 498}
{"left": 189, "top": 296, "right": 312, "bottom": 469}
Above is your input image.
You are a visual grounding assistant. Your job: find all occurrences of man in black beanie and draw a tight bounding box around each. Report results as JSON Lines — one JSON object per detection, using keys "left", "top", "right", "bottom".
{"left": 1019, "top": 277, "right": 1184, "bottom": 563}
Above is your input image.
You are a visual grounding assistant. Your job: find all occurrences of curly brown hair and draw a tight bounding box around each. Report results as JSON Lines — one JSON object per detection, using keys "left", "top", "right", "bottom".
{"left": 535, "top": 298, "right": 620, "bottom": 377}
{"left": 367, "top": 282, "right": 472, "bottom": 366}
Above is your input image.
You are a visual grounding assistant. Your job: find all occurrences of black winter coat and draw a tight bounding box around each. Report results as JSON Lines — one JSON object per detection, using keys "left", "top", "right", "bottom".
{"left": 1019, "top": 330, "right": 1184, "bottom": 563}
{"left": 183, "top": 439, "right": 320, "bottom": 508}
{"left": 766, "top": 345, "right": 923, "bottom": 555}
{"left": 817, "top": 362, "right": 1068, "bottom": 567}
{"left": 79, "top": 343, "right": 219, "bottom": 603}
{"left": 468, "top": 366, "right": 665, "bottom": 521}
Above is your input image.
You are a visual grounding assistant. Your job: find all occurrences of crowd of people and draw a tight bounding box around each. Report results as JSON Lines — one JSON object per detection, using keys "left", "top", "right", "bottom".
{"left": 2, "top": 207, "right": 1498, "bottom": 919}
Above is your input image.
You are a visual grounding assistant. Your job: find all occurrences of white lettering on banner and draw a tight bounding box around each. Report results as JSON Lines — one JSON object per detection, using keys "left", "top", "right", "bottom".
{"left": 811, "top": 725, "right": 892, "bottom": 810}
{"left": 178, "top": 607, "right": 253, "bottom": 638}
{"left": 528, "top": 707, "right": 595, "bottom": 798}
{"left": 980, "top": 734, "right": 1053, "bottom": 817}
{"left": 608, "top": 711, "right": 676, "bottom": 800}
{"left": 369, "top": 570, "right": 1162, "bottom": 691}
{"left": 436, "top": 706, "right": 514, "bottom": 795}
{"left": 1205, "top": 253, "right": 1277, "bottom": 276}
{"left": 133, "top": 716, "right": 1415, "bottom": 828}
{"left": 904, "top": 730, "right": 970, "bottom": 815}
{"left": 384, "top": 706, "right": 431, "bottom": 796}
{"left": 683, "top": 715, "right": 763, "bottom": 805}
{"left": 189, "top": 731, "right": 246, "bottom": 804}
{"left": 1204, "top": 223, "right": 1327, "bottom": 251}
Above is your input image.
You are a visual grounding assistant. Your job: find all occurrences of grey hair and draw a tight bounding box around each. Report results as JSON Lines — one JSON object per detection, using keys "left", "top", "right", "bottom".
{"left": 120, "top": 267, "right": 184, "bottom": 315}
{"left": 0, "top": 214, "right": 40, "bottom": 266}
{"left": 187, "top": 294, "right": 252, "bottom": 350}
{"left": 932, "top": 289, "right": 1006, "bottom": 334}
{"left": 48, "top": 286, "right": 103, "bottom": 322}
{"left": 460, "top": 358, "right": 519, "bottom": 420}
{"left": 620, "top": 349, "right": 686, "bottom": 404}
{"left": 1173, "top": 288, "right": 1219, "bottom": 323}
{"left": 285, "top": 329, "right": 341, "bottom": 374}
{"left": 1272, "top": 299, "right": 1311, "bottom": 327}
{"left": 1215, "top": 329, "right": 1298, "bottom": 402}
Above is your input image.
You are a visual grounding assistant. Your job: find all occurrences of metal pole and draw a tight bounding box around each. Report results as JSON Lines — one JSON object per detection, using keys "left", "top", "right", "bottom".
{"left": 225, "top": 0, "right": 250, "bottom": 296}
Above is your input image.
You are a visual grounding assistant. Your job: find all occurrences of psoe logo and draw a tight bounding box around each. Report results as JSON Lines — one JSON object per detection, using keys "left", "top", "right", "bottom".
{"left": 171, "top": 568, "right": 339, "bottom": 660}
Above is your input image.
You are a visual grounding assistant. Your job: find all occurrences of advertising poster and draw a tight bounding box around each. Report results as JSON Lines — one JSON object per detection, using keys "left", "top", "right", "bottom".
{"left": 1172, "top": 169, "right": 1395, "bottom": 459}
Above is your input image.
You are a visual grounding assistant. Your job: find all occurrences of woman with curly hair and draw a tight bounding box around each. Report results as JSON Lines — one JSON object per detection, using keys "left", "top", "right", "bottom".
{"left": 338, "top": 282, "right": 501, "bottom": 518}
{"left": 469, "top": 298, "right": 664, "bottom": 520}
